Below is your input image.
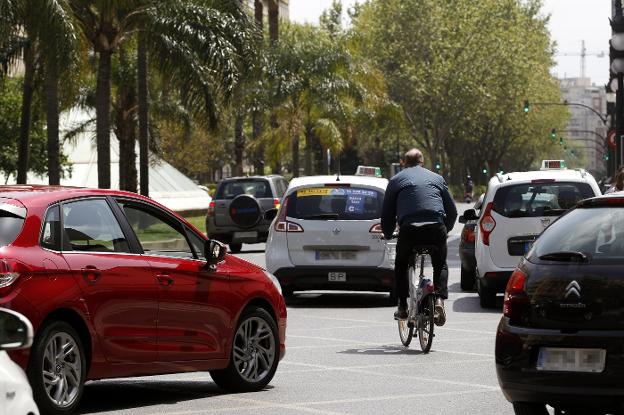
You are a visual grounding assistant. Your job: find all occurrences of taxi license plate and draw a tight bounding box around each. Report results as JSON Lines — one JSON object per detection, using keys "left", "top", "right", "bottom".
{"left": 234, "top": 231, "right": 257, "bottom": 239}
{"left": 328, "top": 272, "right": 346, "bottom": 282}
{"left": 537, "top": 348, "right": 606, "bottom": 373}
{"left": 316, "top": 251, "right": 357, "bottom": 260}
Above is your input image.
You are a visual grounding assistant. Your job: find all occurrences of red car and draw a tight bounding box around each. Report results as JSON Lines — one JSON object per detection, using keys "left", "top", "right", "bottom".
{"left": 0, "top": 186, "right": 286, "bottom": 415}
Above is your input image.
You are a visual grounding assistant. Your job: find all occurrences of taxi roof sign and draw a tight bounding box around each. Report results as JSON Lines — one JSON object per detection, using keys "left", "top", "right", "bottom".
{"left": 355, "top": 165, "right": 382, "bottom": 178}
{"left": 540, "top": 160, "right": 567, "bottom": 170}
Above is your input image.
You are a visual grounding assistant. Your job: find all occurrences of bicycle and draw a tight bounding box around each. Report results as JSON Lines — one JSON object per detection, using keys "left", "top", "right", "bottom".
{"left": 397, "top": 245, "right": 437, "bottom": 353}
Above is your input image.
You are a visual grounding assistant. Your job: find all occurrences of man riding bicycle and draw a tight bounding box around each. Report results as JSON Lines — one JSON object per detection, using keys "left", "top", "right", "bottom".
{"left": 381, "top": 149, "right": 458, "bottom": 325}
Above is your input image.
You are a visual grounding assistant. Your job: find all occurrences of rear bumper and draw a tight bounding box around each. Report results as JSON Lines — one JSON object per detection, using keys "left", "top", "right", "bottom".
{"left": 207, "top": 227, "right": 270, "bottom": 244}
{"left": 273, "top": 266, "right": 394, "bottom": 293}
{"left": 496, "top": 317, "right": 624, "bottom": 410}
{"left": 478, "top": 270, "right": 513, "bottom": 293}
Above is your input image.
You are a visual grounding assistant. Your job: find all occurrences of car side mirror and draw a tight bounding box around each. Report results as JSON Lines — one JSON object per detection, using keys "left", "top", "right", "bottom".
{"left": 205, "top": 240, "right": 226, "bottom": 267}
{"left": 264, "top": 208, "right": 278, "bottom": 222}
{"left": 462, "top": 209, "right": 478, "bottom": 221}
{"left": 0, "top": 308, "right": 33, "bottom": 350}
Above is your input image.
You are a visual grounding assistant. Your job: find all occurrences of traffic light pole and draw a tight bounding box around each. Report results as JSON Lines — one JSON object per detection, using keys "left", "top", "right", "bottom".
{"left": 618, "top": 73, "right": 624, "bottom": 169}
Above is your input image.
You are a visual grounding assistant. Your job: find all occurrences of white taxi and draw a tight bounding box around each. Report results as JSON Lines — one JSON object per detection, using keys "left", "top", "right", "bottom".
{"left": 266, "top": 174, "right": 397, "bottom": 299}
{"left": 472, "top": 160, "right": 601, "bottom": 308}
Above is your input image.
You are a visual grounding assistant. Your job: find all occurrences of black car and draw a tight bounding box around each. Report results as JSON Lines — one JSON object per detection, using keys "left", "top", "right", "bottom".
{"left": 206, "top": 175, "right": 288, "bottom": 253}
{"left": 496, "top": 194, "right": 624, "bottom": 414}
{"left": 458, "top": 194, "right": 483, "bottom": 290}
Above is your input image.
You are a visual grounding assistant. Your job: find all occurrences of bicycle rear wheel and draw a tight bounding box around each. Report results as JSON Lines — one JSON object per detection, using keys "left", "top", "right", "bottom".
{"left": 418, "top": 295, "right": 435, "bottom": 353}
{"left": 398, "top": 318, "right": 413, "bottom": 347}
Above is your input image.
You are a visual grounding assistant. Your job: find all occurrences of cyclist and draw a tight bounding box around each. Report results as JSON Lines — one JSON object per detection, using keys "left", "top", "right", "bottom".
{"left": 381, "top": 149, "right": 458, "bottom": 325}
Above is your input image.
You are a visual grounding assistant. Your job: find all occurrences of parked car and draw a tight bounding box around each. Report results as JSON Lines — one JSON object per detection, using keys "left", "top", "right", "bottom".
{"left": 266, "top": 175, "right": 397, "bottom": 299}
{"left": 207, "top": 175, "right": 288, "bottom": 253}
{"left": 0, "top": 308, "right": 38, "bottom": 415}
{"left": 0, "top": 186, "right": 286, "bottom": 415}
{"left": 496, "top": 194, "right": 624, "bottom": 414}
{"left": 458, "top": 193, "right": 484, "bottom": 290}
{"left": 474, "top": 161, "right": 601, "bottom": 308}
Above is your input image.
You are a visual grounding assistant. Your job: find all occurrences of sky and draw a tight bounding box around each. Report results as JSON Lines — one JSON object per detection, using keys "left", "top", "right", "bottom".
{"left": 289, "top": 0, "right": 612, "bottom": 86}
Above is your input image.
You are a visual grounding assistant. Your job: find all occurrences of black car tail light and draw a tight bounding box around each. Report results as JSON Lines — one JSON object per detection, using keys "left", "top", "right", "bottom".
{"left": 461, "top": 226, "right": 475, "bottom": 243}
{"left": 503, "top": 268, "right": 529, "bottom": 324}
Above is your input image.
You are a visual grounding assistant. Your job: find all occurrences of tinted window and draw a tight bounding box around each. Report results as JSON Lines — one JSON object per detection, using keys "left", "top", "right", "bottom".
{"left": 0, "top": 203, "right": 24, "bottom": 247}
{"left": 119, "top": 203, "right": 195, "bottom": 259}
{"left": 187, "top": 229, "right": 206, "bottom": 261}
{"left": 493, "top": 182, "right": 594, "bottom": 218}
{"left": 286, "top": 186, "right": 383, "bottom": 220}
{"left": 216, "top": 179, "right": 272, "bottom": 199}
{"left": 62, "top": 199, "right": 130, "bottom": 253}
{"left": 41, "top": 205, "right": 61, "bottom": 250}
{"left": 531, "top": 207, "right": 624, "bottom": 263}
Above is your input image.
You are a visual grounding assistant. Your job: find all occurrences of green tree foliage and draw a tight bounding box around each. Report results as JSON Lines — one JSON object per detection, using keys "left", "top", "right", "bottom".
{"left": 353, "top": 0, "right": 568, "bottom": 185}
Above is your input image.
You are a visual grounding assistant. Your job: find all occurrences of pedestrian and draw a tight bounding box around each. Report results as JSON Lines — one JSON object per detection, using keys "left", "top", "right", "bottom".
{"left": 606, "top": 168, "right": 624, "bottom": 194}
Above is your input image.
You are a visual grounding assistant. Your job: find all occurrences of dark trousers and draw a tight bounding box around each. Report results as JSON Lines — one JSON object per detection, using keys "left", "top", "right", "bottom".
{"left": 395, "top": 223, "right": 448, "bottom": 304}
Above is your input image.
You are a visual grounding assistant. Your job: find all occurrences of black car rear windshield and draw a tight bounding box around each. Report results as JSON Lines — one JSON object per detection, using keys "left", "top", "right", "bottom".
{"left": 531, "top": 207, "right": 624, "bottom": 263}
{"left": 216, "top": 179, "right": 272, "bottom": 199}
{"left": 0, "top": 204, "right": 25, "bottom": 246}
{"left": 493, "top": 182, "right": 594, "bottom": 218}
{"left": 286, "top": 186, "right": 383, "bottom": 220}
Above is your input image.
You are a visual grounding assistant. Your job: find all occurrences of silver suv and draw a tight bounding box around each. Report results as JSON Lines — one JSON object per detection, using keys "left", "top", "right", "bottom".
{"left": 206, "top": 175, "right": 288, "bottom": 253}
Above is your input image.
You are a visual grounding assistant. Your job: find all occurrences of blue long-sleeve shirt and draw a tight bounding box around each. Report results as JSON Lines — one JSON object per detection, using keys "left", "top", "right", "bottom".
{"left": 381, "top": 166, "right": 458, "bottom": 239}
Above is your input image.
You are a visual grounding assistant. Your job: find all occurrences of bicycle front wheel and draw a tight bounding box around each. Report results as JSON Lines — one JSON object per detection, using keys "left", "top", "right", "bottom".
{"left": 418, "top": 295, "right": 435, "bottom": 353}
{"left": 398, "top": 318, "right": 413, "bottom": 347}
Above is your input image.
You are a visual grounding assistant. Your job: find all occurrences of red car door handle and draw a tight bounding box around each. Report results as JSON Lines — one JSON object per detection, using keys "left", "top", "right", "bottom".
{"left": 81, "top": 266, "right": 101, "bottom": 283}
{"left": 157, "top": 275, "right": 174, "bottom": 287}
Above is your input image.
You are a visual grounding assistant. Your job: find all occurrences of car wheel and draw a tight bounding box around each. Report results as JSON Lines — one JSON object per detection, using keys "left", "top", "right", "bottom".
{"left": 512, "top": 402, "right": 549, "bottom": 415}
{"left": 28, "top": 321, "right": 86, "bottom": 415}
{"left": 229, "top": 243, "right": 243, "bottom": 254}
{"left": 478, "top": 286, "right": 497, "bottom": 308}
{"left": 460, "top": 267, "right": 476, "bottom": 291}
{"left": 210, "top": 306, "right": 280, "bottom": 392}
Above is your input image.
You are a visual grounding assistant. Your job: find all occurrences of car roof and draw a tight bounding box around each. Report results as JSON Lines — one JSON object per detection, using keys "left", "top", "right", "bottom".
{"left": 578, "top": 193, "right": 624, "bottom": 207}
{"left": 0, "top": 185, "right": 154, "bottom": 206}
{"left": 490, "top": 169, "right": 595, "bottom": 186}
{"left": 219, "top": 175, "right": 283, "bottom": 182}
{"left": 287, "top": 175, "right": 389, "bottom": 192}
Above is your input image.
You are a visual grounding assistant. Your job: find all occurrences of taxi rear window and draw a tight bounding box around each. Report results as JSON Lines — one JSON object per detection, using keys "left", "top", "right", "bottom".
{"left": 493, "top": 182, "right": 594, "bottom": 218}
{"left": 286, "top": 187, "right": 383, "bottom": 220}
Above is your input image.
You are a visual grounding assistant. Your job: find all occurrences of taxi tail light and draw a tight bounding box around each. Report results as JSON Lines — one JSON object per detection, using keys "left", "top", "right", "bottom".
{"left": 479, "top": 202, "right": 496, "bottom": 246}
{"left": 369, "top": 224, "right": 383, "bottom": 233}
{"left": 208, "top": 201, "right": 216, "bottom": 217}
{"left": 461, "top": 226, "right": 475, "bottom": 243}
{"left": 274, "top": 197, "right": 303, "bottom": 232}
{"left": 0, "top": 260, "right": 30, "bottom": 297}
{"left": 503, "top": 268, "right": 529, "bottom": 324}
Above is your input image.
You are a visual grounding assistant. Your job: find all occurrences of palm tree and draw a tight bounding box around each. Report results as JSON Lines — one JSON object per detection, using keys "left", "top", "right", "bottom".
{"left": 70, "top": 0, "right": 255, "bottom": 189}
{"left": 1, "top": 0, "right": 78, "bottom": 185}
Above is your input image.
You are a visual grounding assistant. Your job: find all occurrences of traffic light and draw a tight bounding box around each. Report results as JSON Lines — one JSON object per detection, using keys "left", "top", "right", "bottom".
{"left": 482, "top": 168, "right": 487, "bottom": 174}
{"left": 435, "top": 163, "right": 441, "bottom": 171}
{"left": 523, "top": 100, "right": 530, "bottom": 114}
{"left": 559, "top": 137, "right": 564, "bottom": 145}
{"left": 605, "top": 153, "right": 610, "bottom": 161}
{"left": 550, "top": 129, "right": 556, "bottom": 141}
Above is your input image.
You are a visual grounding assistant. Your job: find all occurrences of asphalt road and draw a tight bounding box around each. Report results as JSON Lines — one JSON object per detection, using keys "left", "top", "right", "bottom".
{"left": 76, "top": 203, "right": 517, "bottom": 415}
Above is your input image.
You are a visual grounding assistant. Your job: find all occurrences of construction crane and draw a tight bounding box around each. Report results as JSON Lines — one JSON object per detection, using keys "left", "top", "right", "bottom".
{"left": 557, "top": 40, "right": 606, "bottom": 79}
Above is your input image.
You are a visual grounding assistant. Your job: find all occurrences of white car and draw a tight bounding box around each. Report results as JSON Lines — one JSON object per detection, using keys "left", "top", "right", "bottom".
{"left": 0, "top": 308, "right": 38, "bottom": 415}
{"left": 472, "top": 161, "right": 602, "bottom": 308}
{"left": 266, "top": 175, "right": 397, "bottom": 299}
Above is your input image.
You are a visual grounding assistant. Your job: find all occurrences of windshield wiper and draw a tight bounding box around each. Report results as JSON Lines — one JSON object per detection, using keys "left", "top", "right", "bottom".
{"left": 302, "top": 213, "right": 340, "bottom": 220}
{"left": 538, "top": 251, "right": 588, "bottom": 262}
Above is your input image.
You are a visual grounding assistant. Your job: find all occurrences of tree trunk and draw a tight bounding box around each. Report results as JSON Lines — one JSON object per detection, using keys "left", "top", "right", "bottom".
{"left": 254, "top": 0, "right": 263, "bottom": 29}
{"left": 17, "top": 43, "right": 35, "bottom": 184}
{"left": 304, "top": 123, "right": 313, "bottom": 175}
{"left": 268, "top": 1, "right": 279, "bottom": 43}
{"left": 233, "top": 113, "right": 244, "bottom": 176}
{"left": 138, "top": 32, "right": 149, "bottom": 196}
{"left": 252, "top": 112, "right": 264, "bottom": 174}
{"left": 45, "top": 60, "right": 61, "bottom": 185}
{"left": 96, "top": 48, "right": 112, "bottom": 189}
{"left": 291, "top": 134, "right": 300, "bottom": 178}
{"left": 116, "top": 46, "right": 138, "bottom": 193}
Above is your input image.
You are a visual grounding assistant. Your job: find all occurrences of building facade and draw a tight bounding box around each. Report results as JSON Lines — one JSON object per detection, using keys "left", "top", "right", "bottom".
{"left": 559, "top": 77, "right": 607, "bottom": 176}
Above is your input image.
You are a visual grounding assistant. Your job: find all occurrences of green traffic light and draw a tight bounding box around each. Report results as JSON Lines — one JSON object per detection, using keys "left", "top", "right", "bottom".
{"left": 482, "top": 168, "right": 487, "bottom": 174}
{"left": 435, "top": 163, "right": 441, "bottom": 170}
{"left": 550, "top": 128, "right": 556, "bottom": 140}
{"left": 523, "top": 100, "right": 530, "bottom": 113}
{"left": 559, "top": 137, "right": 564, "bottom": 145}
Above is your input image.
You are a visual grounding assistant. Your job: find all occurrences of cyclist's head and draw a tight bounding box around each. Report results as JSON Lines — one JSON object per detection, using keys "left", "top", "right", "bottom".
{"left": 404, "top": 149, "right": 424, "bottom": 167}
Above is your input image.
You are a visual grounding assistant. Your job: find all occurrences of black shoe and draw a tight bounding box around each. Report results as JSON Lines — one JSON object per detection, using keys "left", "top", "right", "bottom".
{"left": 394, "top": 304, "right": 408, "bottom": 320}
{"left": 434, "top": 298, "right": 446, "bottom": 326}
